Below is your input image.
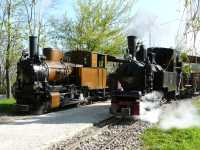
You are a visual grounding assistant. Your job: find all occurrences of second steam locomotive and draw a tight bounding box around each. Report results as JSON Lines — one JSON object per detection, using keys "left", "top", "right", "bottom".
{"left": 110, "top": 36, "right": 200, "bottom": 117}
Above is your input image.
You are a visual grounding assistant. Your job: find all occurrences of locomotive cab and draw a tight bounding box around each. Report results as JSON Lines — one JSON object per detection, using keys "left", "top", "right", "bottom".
{"left": 148, "top": 47, "right": 177, "bottom": 98}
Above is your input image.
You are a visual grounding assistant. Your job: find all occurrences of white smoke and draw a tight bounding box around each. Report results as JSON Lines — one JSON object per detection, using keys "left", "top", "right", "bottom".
{"left": 139, "top": 91, "right": 163, "bottom": 123}
{"left": 139, "top": 92, "right": 200, "bottom": 129}
{"left": 159, "top": 101, "right": 200, "bottom": 129}
{"left": 126, "top": 10, "right": 158, "bottom": 38}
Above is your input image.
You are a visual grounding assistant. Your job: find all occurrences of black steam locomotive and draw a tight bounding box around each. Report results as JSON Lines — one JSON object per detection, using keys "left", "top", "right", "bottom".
{"left": 109, "top": 36, "right": 199, "bottom": 117}
{"left": 13, "top": 36, "right": 108, "bottom": 114}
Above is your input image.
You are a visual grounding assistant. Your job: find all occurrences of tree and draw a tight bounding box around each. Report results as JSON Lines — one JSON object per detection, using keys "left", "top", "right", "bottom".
{"left": 0, "top": 0, "right": 27, "bottom": 96}
{"left": 22, "top": 0, "right": 56, "bottom": 48}
{"left": 49, "top": 0, "right": 134, "bottom": 56}
{"left": 0, "top": 0, "right": 23, "bottom": 97}
{"left": 184, "top": 0, "right": 200, "bottom": 56}
{"left": 0, "top": 0, "right": 56, "bottom": 97}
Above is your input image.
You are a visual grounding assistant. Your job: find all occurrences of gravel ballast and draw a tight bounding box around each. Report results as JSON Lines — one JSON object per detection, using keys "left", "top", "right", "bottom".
{"left": 48, "top": 118, "right": 150, "bottom": 150}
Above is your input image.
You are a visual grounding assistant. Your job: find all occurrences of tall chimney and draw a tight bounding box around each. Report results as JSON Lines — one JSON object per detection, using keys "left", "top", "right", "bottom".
{"left": 127, "top": 36, "right": 137, "bottom": 57}
{"left": 151, "top": 53, "right": 156, "bottom": 64}
{"left": 29, "top": 36, "right": 38, "bottom": 59}
{"left": 140, "top": 44, "right": 147, "bottom": 62}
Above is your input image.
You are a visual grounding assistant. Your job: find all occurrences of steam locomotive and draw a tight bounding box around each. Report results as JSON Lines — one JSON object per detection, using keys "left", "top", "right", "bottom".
{"left": 13, "top": 35, "right": 200, "bottom": 116}
{"left": 109, "top": 36, "right": 200, "bottom": 117}
{"left": 12, "top": 36, "right": 108, "bottom": 114}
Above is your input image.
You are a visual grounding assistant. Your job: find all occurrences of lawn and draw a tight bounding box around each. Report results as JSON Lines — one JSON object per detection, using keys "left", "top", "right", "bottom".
{"left": 0, "top": 98, "right": 16, "bottom": 114}
{"left": 193, "top": 99, "right": 200, "bottom": 110}
{"left": 141, "top": 99, "right": 200, "bottom": 150}
{"left": 142, "top": 127, "right": 200, "bottom": 150}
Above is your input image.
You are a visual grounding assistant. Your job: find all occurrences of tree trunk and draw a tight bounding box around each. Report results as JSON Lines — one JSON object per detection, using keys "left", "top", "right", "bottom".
{"left": 0, "top": 66, "right": 1, "bottom": 93}
{"left": 5, "top": 60, "right": 11, "bottom": 98}
{"left": 6, "top": 0, "right": 11, "bottom": 98}
{"left": 6, "top": 25, "right": 11, "bottom": 98}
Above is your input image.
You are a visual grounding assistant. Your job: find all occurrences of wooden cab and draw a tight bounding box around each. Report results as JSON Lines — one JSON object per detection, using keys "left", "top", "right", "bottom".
{"left": 65, "top": 50, "right": 107, "bottom": 67}
{"left": 65, "top": 50, "right": 107, "bottom": 90}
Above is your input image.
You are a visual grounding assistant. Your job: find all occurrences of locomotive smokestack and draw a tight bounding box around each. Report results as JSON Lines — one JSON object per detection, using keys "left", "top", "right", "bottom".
{"left": 127, "top": 36, "right": 137, "bottom": 58}
{"left": 29, "top": 36, "right": 38, "bottom": 59}
{"left": 140, "top": 44, "right": 147, "bottom": 62}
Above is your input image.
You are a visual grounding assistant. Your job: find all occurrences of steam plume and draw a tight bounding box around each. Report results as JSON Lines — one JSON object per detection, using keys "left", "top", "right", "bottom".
{"left": 139, "top": 91, "right": 200, "bottom": 129}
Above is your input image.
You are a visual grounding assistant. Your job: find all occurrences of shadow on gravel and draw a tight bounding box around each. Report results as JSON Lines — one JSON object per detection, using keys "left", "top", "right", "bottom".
{"left": 6, "top": 104, "right": 111, "bottom": 125}
{"left": 93, "top": 117, "right": 136, "bottom": 129}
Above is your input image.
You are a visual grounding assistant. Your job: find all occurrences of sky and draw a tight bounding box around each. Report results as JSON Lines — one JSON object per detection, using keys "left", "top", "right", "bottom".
{"left": 127, "top": 0, "right": 184, "bottom": 48}
{"left": 42, "top": 0, "right": 185, "bottom": 48}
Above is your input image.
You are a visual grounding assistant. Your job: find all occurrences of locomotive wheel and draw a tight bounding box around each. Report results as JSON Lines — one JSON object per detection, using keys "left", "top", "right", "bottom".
{"left": 166, "top": 91, "right": 176, "bottom": 101}
{"left": 33, "top": 102, "right": 49, "bottom": 115}
{"left": 76, "top": 103, "right": 81, "bottom": 107}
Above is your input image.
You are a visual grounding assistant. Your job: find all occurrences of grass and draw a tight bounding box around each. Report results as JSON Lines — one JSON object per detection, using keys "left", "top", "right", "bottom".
{"left": 142, "top": 127, "right": 200, "bottom": 150}
{"left": 141, "top": 99, "right": 200, "bottom": 150}
{"left": 193, "top": 99, "right": 200, "bottom": 110}
{"left": 0, "top": 98, "right": 16, "bottom": 114}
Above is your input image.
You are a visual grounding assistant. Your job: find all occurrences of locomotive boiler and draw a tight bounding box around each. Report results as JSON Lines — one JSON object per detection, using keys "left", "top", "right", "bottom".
{"left": 13, "top": 36, "right": 108, "bottom": 114}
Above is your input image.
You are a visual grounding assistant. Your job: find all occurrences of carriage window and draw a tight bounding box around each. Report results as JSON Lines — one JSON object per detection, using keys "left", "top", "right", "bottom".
{"left": 84, "top": 57, "right": 87, "bottom": 66}
{"left": 98, "top": 55, "right": 105, "bottom": 68}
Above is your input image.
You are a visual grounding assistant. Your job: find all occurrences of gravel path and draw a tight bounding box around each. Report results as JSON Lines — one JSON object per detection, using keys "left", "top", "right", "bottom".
{"left": 0, "top": 101, "right": 111, "bottom": 150}
{"left": 0, "top": 114, "right": 34, "bottom": 124}
{"left": 48, "top": 118, "right": 150, "bottom": 150}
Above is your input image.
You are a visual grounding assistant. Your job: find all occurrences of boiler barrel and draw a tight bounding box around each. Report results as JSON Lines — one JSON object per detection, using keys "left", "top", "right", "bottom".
{"left": 43, "top": 48, "right": 64, "bottom": 61}
{"left": 33, "top": 62, "right": 72, "bottom": 82}
{"left": 45, "top": 62, "right": 72, "bottom": 82}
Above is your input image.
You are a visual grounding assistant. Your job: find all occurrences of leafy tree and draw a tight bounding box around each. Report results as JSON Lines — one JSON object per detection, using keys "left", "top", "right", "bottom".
{"left": 0, "top": 0, "right": 24, "bottom": 97}
{"left": 22, "top": 0, "right": 56, "bottom": 49}
{"left": 184, "top": 0, "right": 200, "bottom": 56}
{"left": 49, "top": 0, "right": 134, "bottom": 56}
{"left": 0, "top": 0, "right": 56, "bottom": 96}
{"left": 180, "top": 52, "right": 189, "bottom": 62}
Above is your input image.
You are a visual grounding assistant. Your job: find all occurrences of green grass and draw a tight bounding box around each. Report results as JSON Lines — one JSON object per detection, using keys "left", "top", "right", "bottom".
{"left": 0, "top": 98, "right": 16, "bottom": 114}
{"left": 193, "top": 100, "right": 200, "bottom": 109}
{"left": 142, "top": 127, "right": 200, "bottom": 150}
{"left": 141, "top": 99, "right": 200, "bottom": 150}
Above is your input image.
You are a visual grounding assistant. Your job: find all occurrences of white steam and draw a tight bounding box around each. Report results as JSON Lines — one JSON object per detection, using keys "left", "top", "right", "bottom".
{"left": 139, "top": 91, "right": 200, "bottom": 129}
{"left": 126, "top": 10, "right": 158, "bottom": 38}
{"left": 139, "top": 91, "right": 163, "bottom": 123}
{"left": 159, "top": 101, "right": 200, "bottom": 129}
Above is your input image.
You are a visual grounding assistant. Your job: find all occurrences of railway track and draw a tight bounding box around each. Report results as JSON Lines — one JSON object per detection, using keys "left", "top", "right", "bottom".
{"left": 48, "top": 117, "right": 150, "bottom": 150}
{"left": 99, "top": 119, "right": 136, "bottom": 150}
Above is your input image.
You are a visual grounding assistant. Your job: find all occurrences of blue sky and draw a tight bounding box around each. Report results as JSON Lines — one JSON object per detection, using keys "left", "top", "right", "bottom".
{"left": 44, "top": 0, "right": 184, "bottom": 48}
{"left": 54, "top": 0, "right": 75, "bottom": 18}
